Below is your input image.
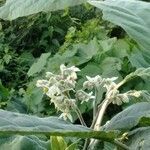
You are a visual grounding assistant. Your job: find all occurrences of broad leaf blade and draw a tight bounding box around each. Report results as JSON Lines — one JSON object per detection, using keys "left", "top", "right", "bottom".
{"left": 0, "top": 135, "right": 49, "bottom": 150}
{"left": 0, "top": 109, "right": 118, "bottom": 142}
{"left": 89, "top": 0, "right": 150, "bottom": 66}
{"left": 0, "top": 0, "right": 87, "bottom": 20}
{"left": 124, "top": 67, "right": 150, "bottom": 82}
{"left": 126, "top": 127, "right": 150, "bottom": 150}
{"left": 27, "top": 53, "right": 51, "bottom": 77}
{"left": 103, "top": 102, "right": 150, "bottom": 131}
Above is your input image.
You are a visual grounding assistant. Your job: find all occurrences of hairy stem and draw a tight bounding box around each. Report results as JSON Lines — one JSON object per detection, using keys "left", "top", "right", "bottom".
{"left": 94, "top": 98, "right": 110, "bottom": 130}
{"left": 93, "top": 88, "right": 97, "bottom": 120}
{"left": 75, "top": 106, "right": 87, "bottom": 127}
{"left": 114, "top": 139, "right": 130, "bottom": 150}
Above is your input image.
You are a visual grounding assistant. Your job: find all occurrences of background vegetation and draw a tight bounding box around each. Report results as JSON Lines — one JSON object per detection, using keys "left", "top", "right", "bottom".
{"left": 0, "top": 0, "right": 150, "bottom": 149}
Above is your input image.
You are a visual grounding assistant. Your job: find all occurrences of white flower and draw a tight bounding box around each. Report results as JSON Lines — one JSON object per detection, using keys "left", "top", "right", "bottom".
{"left": 112, "top": 93, "right": 129, "bottom": 105}
{"left": 112, "top": 97, "right": 123, "bottom": 105}
{"left": 103, "top": 77, "right": 118, "bottom": 91}
{"left": 36, "top": 80, "right": 49, "bottom": 88}
{"left": 76, "top": 90, "right": 95, "bottom": 103}
{"left": 121, "top": 94, "right": 129, "bottom": 103}
{"left": 83, "top": 75, "right": 103, "bottom": 90}
{"left": 59, "top": 112, "right": 73, "bottom": 122}
{"left": 46, "top": 85, "right": 61, "bottom": 97}
{"left": 128, "top": 90, "right": 142, "bottom": 98}
{"left": 45, "top": 72, "right": 54, "bottom": 78}
{"left": 60, "top": 64, "right": 80, "bottom": 80}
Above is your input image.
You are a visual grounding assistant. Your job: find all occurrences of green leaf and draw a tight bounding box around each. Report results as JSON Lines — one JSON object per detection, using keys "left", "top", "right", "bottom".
{"left": 138, "top": 117, "right": 150, "bottom": 127}
{"left": 51, "top": 136, "right": 67, "bottom": 150}
{"left": 99, "top": 38, "right": 116, "bottom": 52}
{"left": 89, "top": 0, "right": 150, "bottom": 65}
{"left": 0, "top": 82, "right": 9, "bottom": 102}
{"left": 0, "top": 135, "right": 49, "bottom": 150}
{"left": 101, "top": 57, "right": 122, "bottom": 79}
{"left": 124, "top": 67, "right": 150, "bottom": 83}
{"left": 103, "top": 102, "right": 150, "bottom": 131}
{"left": 128, "top": 48, "right": 150, "bottom": 68}
{"left": 0, "top": 0, "right": 87, "bottom": 20}
{"left": 103, "top": 142, "right": 116, "bottom": 150}
{"left": 126, "top": 127, "right": 150, "bottom": 150}
{"left": 27, "top": 53, "right": 51, "bottom": 77}
{"left": 65, "top": 142, "right": 77, "bottom": 150}
{"left": 23, "top": 86, "right": 44, "bottom": 113}
{"left": 0, "top": 109, "right": 118, "bottom": 142}
{"left": 46, "top": 39, "right": 99, "bottom": 73}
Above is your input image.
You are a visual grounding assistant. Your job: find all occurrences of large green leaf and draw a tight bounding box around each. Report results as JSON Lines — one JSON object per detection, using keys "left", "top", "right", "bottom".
{"left": 89, "top": 0, "right": 150, "bottom": 65}
{"left": 124, "top": 67, "right": 150, "bottom": 83}
{"left": 0, "top": 109, "right": 118, "bottom": 142}
{"left": 0, "top": 0, "right": 86, "bottom": 20}
{"left": 0, "top": 135, "right": 50, "bottom": 150}
{"left": 103, "top": 102, "right": 150, "bottom": 131}
{"left": 126, "top": 127, "right": 150, "bottom": 150}
{"left": 27, "top": 53, "right": 51, "bottom": 77}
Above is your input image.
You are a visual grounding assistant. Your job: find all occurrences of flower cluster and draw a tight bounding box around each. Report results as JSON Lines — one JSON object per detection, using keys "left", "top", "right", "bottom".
{"left": 36, "top": 64, "right": 142, "bottom": 122}
{"left": 82, "top": 75, "right": 141, "bottom": 105}
{"left": 36, "top": 64, "right": 80, "bottom": 119}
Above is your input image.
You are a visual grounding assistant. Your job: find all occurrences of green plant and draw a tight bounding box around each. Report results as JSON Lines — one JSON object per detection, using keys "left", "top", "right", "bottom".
{"left": 0, "top": 0, "right": 150, "bottom": 149}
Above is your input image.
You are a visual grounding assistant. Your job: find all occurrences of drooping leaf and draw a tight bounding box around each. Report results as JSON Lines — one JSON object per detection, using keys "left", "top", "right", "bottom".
{"left": 0, "top": 135, "right": 50, "bottom": 150}
{"left": 0, "top": 109, "right": 118, "bottom": 142}
{"left": 124, "top": 67, "right": 150, "bottom": 83}
{"left": 125, "top": 127, "right": 150, "bottom": 150}
{"left": 27, "top": 53, "right": 51, "bottom": 77}
{"left": 103, "top": 102, "right": 150, "bottom": 131}
{"left": 89, "top": 0, "right": 150, "bottom": 65}
{"left": 0, "top": 0, "right": 87, "bottom": 20}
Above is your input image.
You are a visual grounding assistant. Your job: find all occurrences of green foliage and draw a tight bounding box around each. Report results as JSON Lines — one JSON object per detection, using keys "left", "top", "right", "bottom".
{"left": 51, "top": 136, "right": 67, "bottom": 150}
{"left": 0, "top": 109, "right": 119, "bottom": 141}
{"left": 27, "top": 52, "right": 51, "bottom": 77}
{"left": 124, "top": 67, "right": 150, "bottom": 83}
{"left": 103, "top": 102, "right": 150, "bottom": 131}
{"left": 126, "top": 127, "right": 150, "bottom": 149}
{"left": 0, "top": 0, "right": 150, "bottom": 149}
{"left": 0, "top": 135, "right": 50, "bottom": 150}
{"left": 0, "top": 0, "right": 87, "bottom": 20}
{"left": 89, "top": 0, "right": 150, "bottom": 66}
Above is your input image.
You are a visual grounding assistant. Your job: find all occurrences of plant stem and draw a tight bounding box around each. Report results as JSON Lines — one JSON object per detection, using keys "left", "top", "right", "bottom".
{"left": 75, "top": 106, "right": 87, "bottom": 127}
{"left": 114, "top": 139, "right": 130, "bottom": 150}
{"left": 93, "top": 88, "right": 97, "bottom": 120}
{"left": 94, "top": 98, "right": 110, "bottom": 130}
